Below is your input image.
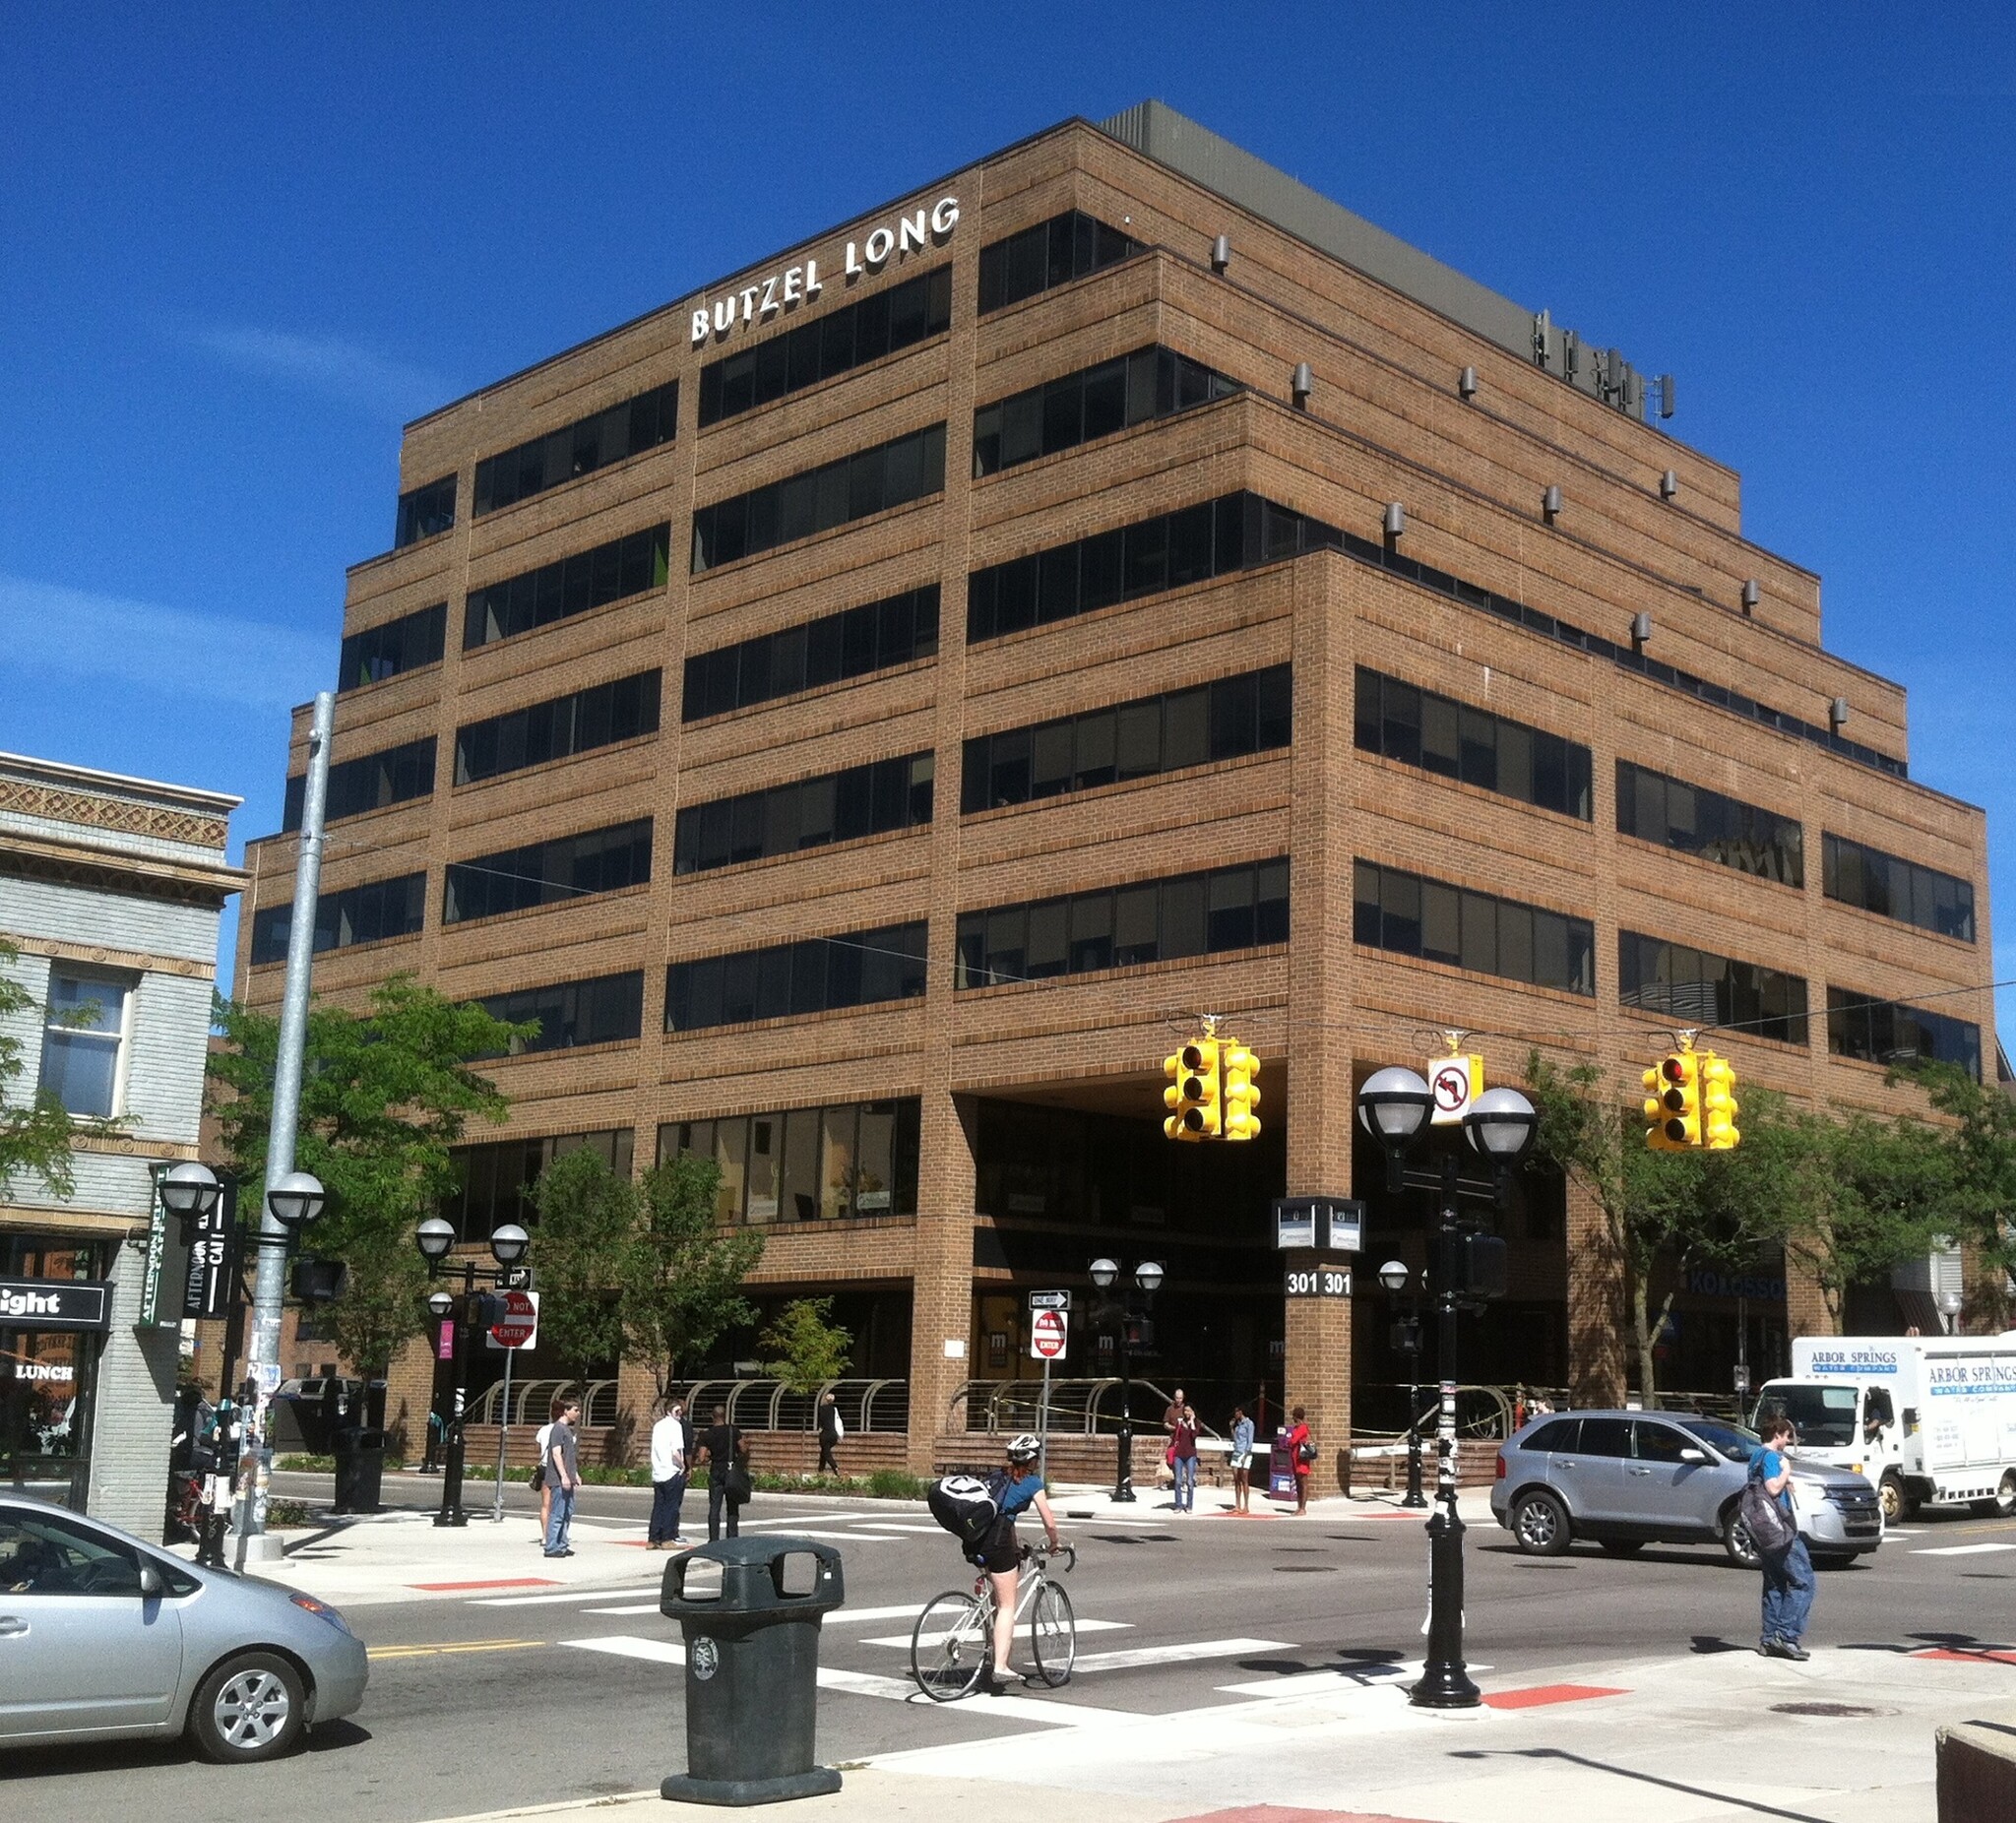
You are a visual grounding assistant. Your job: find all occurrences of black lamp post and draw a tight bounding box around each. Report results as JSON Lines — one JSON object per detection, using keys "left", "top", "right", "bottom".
{"left": 1357, "top": 1070, "right": 1536, "bottom": 1710}
{"left": 1377, "top": 1258, "right": 1428, "bottom": 1509}
{"left": 1089, "top": 1256, "right": 1164, "bottom": 1503}
{"left": 416, "top": 1217, "right": 530, "bottom": 1528}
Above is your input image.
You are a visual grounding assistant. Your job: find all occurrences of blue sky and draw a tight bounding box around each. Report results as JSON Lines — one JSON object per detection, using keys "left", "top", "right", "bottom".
{"left": 3, "top": 7, "right": 2010, "bottom": 1036}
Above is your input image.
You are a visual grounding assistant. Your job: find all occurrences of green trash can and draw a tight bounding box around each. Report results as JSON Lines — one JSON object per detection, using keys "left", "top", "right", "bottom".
{"left": 660, "top": 1536, "right": 846, "bottom": 1805}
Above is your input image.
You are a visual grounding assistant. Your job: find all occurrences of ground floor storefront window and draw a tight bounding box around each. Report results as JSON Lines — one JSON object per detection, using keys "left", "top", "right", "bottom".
{"left": 1, "top": 1234, "right": 110, "bottom": 1508}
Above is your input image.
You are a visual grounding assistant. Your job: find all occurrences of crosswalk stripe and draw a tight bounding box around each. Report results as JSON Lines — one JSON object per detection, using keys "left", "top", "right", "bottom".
{"left": 1912, "top": 1541, "right": 2016, "bottom": 1556}
{"left": 566, "top": 1634, "right": 685, "bottom": 1665}
{"left": 849, "top": 1523, "right": 949, "bottom": 1535}
{"left": 1071, "top": 1637, "right": 1293, "bottom": 1673}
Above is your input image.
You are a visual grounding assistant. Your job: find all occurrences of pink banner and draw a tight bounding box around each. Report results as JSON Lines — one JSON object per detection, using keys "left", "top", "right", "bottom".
{"left": 437, "top": 1319, "right": 455, "bottom": 1360}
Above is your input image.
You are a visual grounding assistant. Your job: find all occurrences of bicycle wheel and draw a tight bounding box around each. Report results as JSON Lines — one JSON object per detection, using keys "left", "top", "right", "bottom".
{"left": 1030, "top": 1579, "right": 1076, "bottom": 1686}
{"left": 912, "top": 1591, "right": 991, "bottom": 1702}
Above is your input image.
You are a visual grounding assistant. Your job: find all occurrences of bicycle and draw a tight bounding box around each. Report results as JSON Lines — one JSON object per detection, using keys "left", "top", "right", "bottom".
{"left": 910, "top": 1540, "right": 1077, "bottom": 1700}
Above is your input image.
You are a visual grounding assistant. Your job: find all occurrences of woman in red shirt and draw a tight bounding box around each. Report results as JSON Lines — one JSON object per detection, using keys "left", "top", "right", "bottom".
{"left": 1287, "top": 1404, "right": 1313, "bottom": 1516}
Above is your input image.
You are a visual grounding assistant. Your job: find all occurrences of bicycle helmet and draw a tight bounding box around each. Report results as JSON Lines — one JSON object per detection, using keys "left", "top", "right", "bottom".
{"left": 1006, "top": 1433, "right": 1041, "bottom": 1463}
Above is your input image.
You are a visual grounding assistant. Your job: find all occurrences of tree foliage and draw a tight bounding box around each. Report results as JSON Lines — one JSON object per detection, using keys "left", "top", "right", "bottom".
{"left": 759, "top": 1297, "right": 852, "bottom": 1393}
{"left": 530, "top": 1148, "right": 765, "bottom": 1406}
{"left": 621, "top": 1155, "right": 764, "bottom": 1403}
{"left": 207, "top": 975, "right": 527, "bottom": 1370}
{"left": 1900, "top": 1060, "right": 2016, "bottom": 1329}
{"left": 0, "top": 937, "right": 98, "bottom": 1199}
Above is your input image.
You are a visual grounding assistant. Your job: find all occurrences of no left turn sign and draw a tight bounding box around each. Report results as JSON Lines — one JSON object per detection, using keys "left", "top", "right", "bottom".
{"left": 1030, "top": 1307, "right": 1068, "bottom": 1361}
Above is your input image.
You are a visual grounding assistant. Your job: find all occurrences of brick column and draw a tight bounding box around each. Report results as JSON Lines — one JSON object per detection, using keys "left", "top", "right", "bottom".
{"left": 908, "top": 1096, "right": 978, "bottom": 1472}
{"left": 1282, "top": 554, "right": 1356, "bottom": 1491}
{"left": 1784, "top": 1253, "right": 1833, "bottom": 1341}
{"left": 380, "top": 1331, "right": 436, "bottom": 1464}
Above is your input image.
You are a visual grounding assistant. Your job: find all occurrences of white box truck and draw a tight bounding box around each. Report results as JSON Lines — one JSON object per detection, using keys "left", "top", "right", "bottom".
{"left": 1753, "top": 1333, "right": 2016, "bottom": 1524}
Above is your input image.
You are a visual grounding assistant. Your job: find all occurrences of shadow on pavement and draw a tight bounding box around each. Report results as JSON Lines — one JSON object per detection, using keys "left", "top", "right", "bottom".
{"left": 1447, "top": 1747, "right": 1834, "bottom": 1822}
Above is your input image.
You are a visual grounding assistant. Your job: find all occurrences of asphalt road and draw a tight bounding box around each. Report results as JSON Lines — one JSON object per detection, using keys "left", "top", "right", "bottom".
{"left": 10, "top": 1477, "right": 2016, "bottom": 1823}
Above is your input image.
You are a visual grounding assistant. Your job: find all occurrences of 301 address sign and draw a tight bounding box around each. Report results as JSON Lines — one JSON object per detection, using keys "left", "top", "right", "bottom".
{"left": 1285, "top": 1267, "right": 1351, "bottom": 1298}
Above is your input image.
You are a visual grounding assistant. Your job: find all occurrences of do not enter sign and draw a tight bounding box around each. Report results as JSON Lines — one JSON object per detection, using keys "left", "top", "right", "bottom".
{"left": 1030, "top": 1307, "right": 1068, "bottom": 1361}
{"left": 488, "top": 1289, "right": 539, "bottom": 1351}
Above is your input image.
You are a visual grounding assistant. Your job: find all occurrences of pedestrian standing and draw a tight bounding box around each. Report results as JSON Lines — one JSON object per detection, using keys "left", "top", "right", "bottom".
{"left": 1168, "top": 1401, "right": 1199, "bottom": 1513}
{"left": 534, "top": 1397, "right": 561, "bottom": 1544}
{"left": 1753, "top": 1412, "right": 1814, "bottom": 1660}
{"left": 542, "top": 1396, "right": 581, "bottom": 1558}
{"left": 1287, "top": 1404, "right": 1313, "bottom": 1516}
{"left": 1229, "top": 1405, "right": 1256, "bottom": 1514}
{"left": 816, "top": 1391, "right": 843, "bottom": 1477}
{"left": 648, "top": 1397, "right": 689, "bottom": 1548}
{"left": 698, "top": 1404, "right": 746, "bottom": 1540}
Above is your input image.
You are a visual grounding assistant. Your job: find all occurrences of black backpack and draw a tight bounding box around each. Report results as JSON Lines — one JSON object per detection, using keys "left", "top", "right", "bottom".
{"left": 927, "top": 1474, "right": 1000, "bottom": 1547}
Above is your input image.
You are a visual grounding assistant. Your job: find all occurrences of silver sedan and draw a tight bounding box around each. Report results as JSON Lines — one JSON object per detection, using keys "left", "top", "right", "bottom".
{"left": 0, "top": 1493, "right": 367, "bottom": 1761}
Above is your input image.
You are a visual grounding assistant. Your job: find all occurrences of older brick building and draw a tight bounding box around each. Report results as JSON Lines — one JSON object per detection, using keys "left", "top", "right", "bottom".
{"left": 238, "top": 103, "right": 1995, "bottom": 1475}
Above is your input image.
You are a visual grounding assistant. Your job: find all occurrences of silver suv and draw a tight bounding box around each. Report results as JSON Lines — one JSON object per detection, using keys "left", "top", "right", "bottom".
{"left": 1489, "top": 1410, "right": 1883, "bottom": 1568}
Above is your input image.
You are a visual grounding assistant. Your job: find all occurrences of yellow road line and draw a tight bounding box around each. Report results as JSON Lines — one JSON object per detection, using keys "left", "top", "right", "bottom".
{"left": 369, "top": 1638, "right": 543, "bottom": 1661}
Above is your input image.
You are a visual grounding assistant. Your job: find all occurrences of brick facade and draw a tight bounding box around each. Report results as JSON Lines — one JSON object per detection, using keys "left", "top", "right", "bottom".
{"left": 236, "top": 110, "right": 1995, "bottom": 1462}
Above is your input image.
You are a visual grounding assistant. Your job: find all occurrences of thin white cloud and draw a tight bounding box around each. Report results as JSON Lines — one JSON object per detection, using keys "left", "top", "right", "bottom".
{"left": 0, "top": 575, "right": 329, "bottom": 712}
{"left": 188, "top": 325, "right": 447, "bottom": 419}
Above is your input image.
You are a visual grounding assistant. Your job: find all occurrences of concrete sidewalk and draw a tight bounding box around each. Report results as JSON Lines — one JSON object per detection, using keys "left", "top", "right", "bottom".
{"left": 412, "top": 1644, "right": 2016, "bottom": 1823}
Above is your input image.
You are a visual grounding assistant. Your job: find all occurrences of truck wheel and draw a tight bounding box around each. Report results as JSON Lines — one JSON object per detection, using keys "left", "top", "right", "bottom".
{"left": 1995, "top": 1471, "right": 2016, "bottom": 1520}
{"left": 1510, "top": 1489, "right": 1571, "bottom": 1556}
{"left": 1879, "top": 1473, "right": 1917, "bottom": 1525}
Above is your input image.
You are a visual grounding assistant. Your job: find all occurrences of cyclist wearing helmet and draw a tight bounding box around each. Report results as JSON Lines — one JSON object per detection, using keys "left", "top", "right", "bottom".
{"left": 974, "top": 1433, "right": 1061, "bottom": 1692}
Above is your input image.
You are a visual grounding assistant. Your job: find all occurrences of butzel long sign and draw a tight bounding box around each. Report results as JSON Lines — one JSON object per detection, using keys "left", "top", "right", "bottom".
{"left": 691, "top": 195, "right": 961, "bottom": 346}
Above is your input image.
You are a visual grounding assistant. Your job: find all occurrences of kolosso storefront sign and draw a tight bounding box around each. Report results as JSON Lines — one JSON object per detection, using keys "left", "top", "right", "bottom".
{"left": 691, "top": 195, "right": 961, "bottom": 345}
{"left": 0, "top": 1278, "right": 110, "bottom": 1330}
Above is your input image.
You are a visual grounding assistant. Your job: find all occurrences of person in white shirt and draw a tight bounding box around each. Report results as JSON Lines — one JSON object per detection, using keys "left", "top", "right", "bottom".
{"left": 648, "top": 1397, "right": 690, "bottom": 1548}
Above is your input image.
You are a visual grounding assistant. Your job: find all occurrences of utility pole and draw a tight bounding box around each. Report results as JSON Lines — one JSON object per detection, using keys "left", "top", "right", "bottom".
{"left": 235, "top": 690, "right": 334, "bottom": 1567}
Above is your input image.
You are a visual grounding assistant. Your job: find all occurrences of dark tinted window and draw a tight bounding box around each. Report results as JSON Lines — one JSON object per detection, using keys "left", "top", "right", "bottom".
{"left": 968, "top": 492, "right": 1341, "bottom": 643}
{"left": 1354, "top": 860, "right": 1595, "bottom": 996}
{"left": 658, "top": 1099, "right": 920, "bottom": 1224}
{"left": 437, "top": 1129, "right": 633, "bottom": 1240}
{"left": 682, "top": 586, "right": 938, "bottom": 721}
{"left": 1618, "top": 931, "right": 1809, "bottom": 1045}
{"left": 444, "top": 820, "right": 652, "bottom": 924}
{"left": 394, "top": 474, "right": 456, "bottom": 548}
{"left": 464, "top": 525, "right": 669, "bottom": 649}
{"left": 1823, "top": 833, "right": 1974, "bottom": 941}
{"left": 964, "top": 665, "right": 1290, "bottom": 812}
{"left": 284, "top": 737, "right": 435, "bottom": 831}
{"left": 248, "top": 872, "right": 426, "bottom": 966}
{"left": 1633, "top": 1422, "right": 1695, "bottom": 1463}
{"left": 339, "top": 602, "right": 446, "bottom": 692}
{"left": 455, "top": 671, "right": 661, "bottom": 786}
{"left": 1523, "top": 1419, "right": 1579, "bottom": 1452}
{"left": 664, "top": 921, "right": 928, "bottom": 1032}
{"left": 699, "top": 269, "right": 951, "bottom": 427}
{"left": 691, "top": 425, "right": 946, "bottom": 573}
{"left": 1826, "top": 985, "right": 1981, "bottom": 1079}
{"left": 1617, "top": 760, "right": 1802, "bottom": 886}
{"left": 472, "top": 380, "right": 678, "bottom": 516}
{"left": 477, "top": 972, "right": 645, "bottom": 1055}
{"left": 956, "top": 858, "right": 1287, "bottom": 989}
{"left": 1577, "top": 1417, "right": 1632, "bottom": 1458}
{"left": 674, "top": 754, "right": 932, "bottom": 874}
{"left": 976, "top": 210, "right": 1144, "bottom": 313}
{"left": 1356, "top": 668, "right": 1591, "bottom": 820}
{"left": 973, "top": 346, "right": 1236, "bottom": 477}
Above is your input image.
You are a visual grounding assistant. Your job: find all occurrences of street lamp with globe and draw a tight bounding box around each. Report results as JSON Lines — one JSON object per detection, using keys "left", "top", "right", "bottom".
{"left": 1356, "top": 1067, "right": 1536, "bottom": 1709}
{"left": 415, "top": 1216, "right": 534, "bottom": 1528}
{"left": 1090, "top": 1256, "right": 1166, "bottom": 1502}
{"left": 1377, "top": 1258, "right": 1428, "bottom": 1508}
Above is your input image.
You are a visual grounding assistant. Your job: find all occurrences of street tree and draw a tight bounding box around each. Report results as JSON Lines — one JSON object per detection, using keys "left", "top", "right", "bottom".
{"left": 1896, "top": 1060, "right": 2016, "bottom": 1330}
{"left": 530, "top": 1146, "right": 636, "bottom": 1396}
{"left": 619, "top": 1155, "right": 764, "bottom": 1405}
{"left": 0, "top": 937, "right": 107, "bottom": 1199}
{"left": 759, "top": 1296, "right": 852, "bottom": 1393}
{"left": 208, "top": 975, "right": 528, "bottom": 1373}
{"left": 1524, "top": 1050, "right": 1797, "bottom": 1405}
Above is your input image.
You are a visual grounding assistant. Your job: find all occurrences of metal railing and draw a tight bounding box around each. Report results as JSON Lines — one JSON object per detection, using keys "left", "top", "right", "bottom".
{"left": 668, "top": 1377, "right": 909, "bottom": 1434}
{"left": 472, "top": 1377, "right": 622, "bottom": 1428}
{"left": 948, "top": 1377, "right": 1230, "bottom": 1441}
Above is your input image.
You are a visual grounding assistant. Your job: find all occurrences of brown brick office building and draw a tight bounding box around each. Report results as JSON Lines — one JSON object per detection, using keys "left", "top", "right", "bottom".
{"left": 237, "top": 102, "right": 1995, "bottom": 1475}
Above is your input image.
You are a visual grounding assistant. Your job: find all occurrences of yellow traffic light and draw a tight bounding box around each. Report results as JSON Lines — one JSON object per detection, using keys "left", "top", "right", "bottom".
{"left": 1163, "top": 1039, "right": 1221, "bottom": 1140}
{"left": 1701, "top": 1052, "right": 1740, "bottom": 1151}
{"left": 1654, "top": 1050, "right": 1702, "bottom": 1148}
{"left": 1221, "top": 1041, "right": 1262, "bottom": 1141}
{"left": 1641, "top": 1061, "right": 1672, "bottom": 1152}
